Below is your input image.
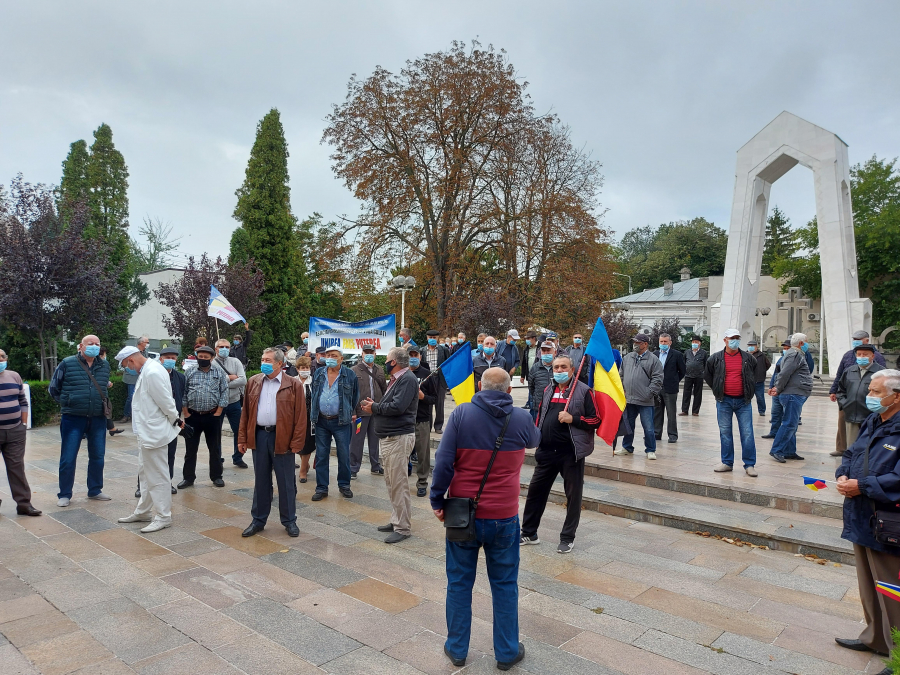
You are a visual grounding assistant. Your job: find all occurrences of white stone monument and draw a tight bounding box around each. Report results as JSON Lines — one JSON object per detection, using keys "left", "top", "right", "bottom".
{"left": 715, "top": 111, "right": 872, "bottom": 373}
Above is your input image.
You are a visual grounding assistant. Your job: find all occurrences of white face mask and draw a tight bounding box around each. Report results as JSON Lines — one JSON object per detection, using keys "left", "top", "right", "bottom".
{"left": 297, "top": 370, "right": 310, "bottom": 379}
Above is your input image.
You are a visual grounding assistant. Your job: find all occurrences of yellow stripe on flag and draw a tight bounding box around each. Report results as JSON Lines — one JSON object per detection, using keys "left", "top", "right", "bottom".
{"left": 593, "top": 362, "right": 626, "bottom": 410}
{"left": 449, "top": 374, "right": 475, "bottom": 406}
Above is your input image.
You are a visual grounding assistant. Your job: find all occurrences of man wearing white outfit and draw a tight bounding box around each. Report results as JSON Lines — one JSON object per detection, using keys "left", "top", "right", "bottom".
{"left": 115, "top": 346, "right": 183, "bottom": 533}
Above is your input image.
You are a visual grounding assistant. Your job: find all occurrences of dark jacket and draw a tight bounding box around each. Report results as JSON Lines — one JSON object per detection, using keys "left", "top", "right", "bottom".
{"left": 168, "top": 369, "right": 186, "bottom": 412}
{"left": 703, "top": 349, "right": 756, "bottom": 402}
{"left": 528, "top": 360, "right": 554, "bottom": 400}
{"left": 684, "top": 348, "right": 708, "bottom": 379}
{"left": 837, "top": 410, "right": 900, "bottom": 552}
{"left": 473, "top": 353, "right": 507, "bottom": 384}
{"left": 49, "top": 354, "right": 111, "bottom": 417}
{"left": 769, "top": 350, "right": 815, "bottom": 389}
{"left": 774, "top": 349, "right": 813, "bottom": 397}
{"left": 521, "top": 344, "right": 540, "bottom": 381}
{"left": 830, "top": 348, "right": 888, "bottom": 394}
{"left": 371, "top": 368, "right": 418, "bottom": 437}
{"left": 750, "top": 350, "right": 772, "bottom": 384}
{"left": 535, "top": 379, "right": 600, "bottom": 460}
{"left": 496, "top": 340, "right": 520, "bottom": 373}
{"left": 230, "top": 329, "right": 252, "bottom": 366}
{"left": 411, "top": 362, "right": 437, "bottom": 424}
{"left": 652, "top": 348, "right": 686, "bottom": 395}
{"left": 422, "top": 343, "right": 449, "bottom": 387}
{"left": 352, "top": 361, "right": 387, "bottom": 416}
{"left": 837, "top": 363, "right": 885, "bottom": 424}
{"left": 430, "top": 389, "right": 540, "bottom": 519}
{"left": 309, "top": 365, "right": 360, "bottom": 427}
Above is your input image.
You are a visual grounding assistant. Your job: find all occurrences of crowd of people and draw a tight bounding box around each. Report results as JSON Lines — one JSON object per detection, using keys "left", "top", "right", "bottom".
{"left": 1, "top": 322, "right": 899, "bottom": 672}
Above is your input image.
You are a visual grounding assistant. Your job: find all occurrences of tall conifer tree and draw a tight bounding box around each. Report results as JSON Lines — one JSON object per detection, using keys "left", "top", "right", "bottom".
{"left": 761, "top": 205, "right": 796, "bottom": 275}
{"left": 59, "top": 140, "right": 91, "bottom": 225}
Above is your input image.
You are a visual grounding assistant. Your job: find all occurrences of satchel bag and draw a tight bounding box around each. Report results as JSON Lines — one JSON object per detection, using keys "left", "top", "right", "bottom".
{"left": 77, "top": 357, "right": 112, "bottom": 420}
{"left": 443, "top": 412, "right": 511, "bottom": 542}
{"left": 864, "top": 441, "right": 900, "bottom": 547}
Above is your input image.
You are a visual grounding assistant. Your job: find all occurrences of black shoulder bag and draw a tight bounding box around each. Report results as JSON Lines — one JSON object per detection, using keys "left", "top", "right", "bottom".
{"left": 77, "top": 358, "right": 112, "bottom": 420}
{"left": 443, "top": 412, "right": 512, "bottom": 542}
{"left": 864, "top": 439, "right": 900, "bottom": 547}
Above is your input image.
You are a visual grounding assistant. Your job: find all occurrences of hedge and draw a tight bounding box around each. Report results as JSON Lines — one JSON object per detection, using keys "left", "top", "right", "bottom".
{"left": 27, "top": 377, "right": 129, "bottom": 428}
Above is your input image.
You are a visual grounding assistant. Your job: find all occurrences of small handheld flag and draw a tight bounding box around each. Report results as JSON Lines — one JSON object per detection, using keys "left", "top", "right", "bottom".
{"left": 803, "top": 476, "right": 829, "bottom": 492}
{"left": 877, "top": 581, "right": 900, "bottom": 602}
{"left": 355, "top": 418, "right": 362, "bottom": 434}
{"left": 207, "top": 285, "right": 247, "bottom": 325}
{"left": 440, "top": 342, "right": 475, "bottom": 406}
{"left": 584, "top": 317, "right": 626, "bottom": 446}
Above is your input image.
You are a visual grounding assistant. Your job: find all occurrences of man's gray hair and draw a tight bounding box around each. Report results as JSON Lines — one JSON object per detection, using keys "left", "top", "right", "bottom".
{"left": 138, "top": 335, "right": 150, "bottom": 344}
{"left": 482, "top": 368, "right": 511, "bottom": 391}
{"left": 553, "top": 354, "right": 574, "bottom": 368}
{"left": 262, "top": 347, "right": 285, "bottom": 363}
{"left": 872, "top": 369, "right": 900, "bottom": 393}
{"left": 388, "top": 346, "right": 409, "bottom": 367}
{"left": 658, "top": 333, "right": 672, "bottom": 341}
{"left": 790, "top": 332, "right": 808, "bottom": 347}
{"left": 399, "top": 327, "right": 411, "bottom": 337}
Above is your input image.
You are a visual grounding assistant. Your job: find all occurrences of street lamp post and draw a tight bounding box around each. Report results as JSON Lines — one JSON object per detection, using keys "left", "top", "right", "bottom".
{"left": 755, "top": 307, "right": 771, "bottom": 345}
{"left": 392, "top": 275, "right": 416, "bottom": 330}
{"left": 612, "top": 272, "right": 632, "bottom": 295}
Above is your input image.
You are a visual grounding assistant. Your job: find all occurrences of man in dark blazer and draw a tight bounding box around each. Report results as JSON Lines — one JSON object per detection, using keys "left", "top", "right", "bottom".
{"left": 654, "top": 333, "right": 686, "bottom": 443}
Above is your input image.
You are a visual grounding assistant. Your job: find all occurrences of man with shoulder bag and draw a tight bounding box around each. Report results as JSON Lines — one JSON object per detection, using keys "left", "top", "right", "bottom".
{"left": 834, "top": 369, "right": 900, "bottom": 674}
{"left": 430, "top": 368, "right": 539, "bottom": 671}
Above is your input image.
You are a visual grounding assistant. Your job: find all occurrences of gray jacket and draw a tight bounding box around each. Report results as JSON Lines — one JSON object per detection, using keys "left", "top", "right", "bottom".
{"left": 621, "top": 350, "right": 664, "bottom": 406}
{"left": 837, "top": 362, "right": 885, "bottom": 424}
{"left": 213, "top": 356, "right": 247, "bottom": 405}
{"left": 684, "top": 348, "right": 708, "bottom": 379}
{"left": 774, "top": 348, "right": 813, "bottom": 397}
{"left": 528, "top": 361, "right": 553, "bottom": 400}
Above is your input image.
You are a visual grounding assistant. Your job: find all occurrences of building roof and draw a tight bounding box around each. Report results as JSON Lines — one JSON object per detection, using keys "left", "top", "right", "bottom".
{"left": 612, "top": 278, "right": 701, "bottom": 303}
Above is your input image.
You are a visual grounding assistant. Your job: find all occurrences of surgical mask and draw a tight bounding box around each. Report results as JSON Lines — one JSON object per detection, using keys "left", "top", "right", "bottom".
{"left": 298, "top": 370, "right": 310, "bottom": 379}
{"left": 525, "top": 340, "right": 531, "bottom": 346}
{"left": 125, "top": 367, "right": 138, "bottom": 375}
{"left": 477, "top": 343, "right": 483, "bottom": 351}
{"left": 857, "top": 357, "right": 870, "bottom": 366}
{"left": 218, "top": 348, "right": 229, "bottom": 358}
{"left": 483, "top": 346, "right": 495, "bottom": 356}
{"left": 553, "top": 371, "right": 570, "bottom": 384}
{"left": 428, "top": 338, "right": 437, "bottom": 346}
{"left": 801, "top": 343, "right": 809, "bottom": 353}
{"left": 728, "top": 340, "right": 740, "bottom": 350}
{"left": 84, "top": 345, "right": 100, "bottom": 358}
{"left": 659, "top": 344, "right": 669, "bottom": 352}
{"left": 748, "top": 346, "right": 756, "bottom": 352}
{"left": 325, "top": 358, "right": 338, "bottom": 368}
{"left": 409, "top": 357, "right": 420, "bottom": 368}
{"left": 0, "top": 362, "right": 7, "bottom": 373}
{"left": 162, "top": 359, "right": 176, "bottom": 370}
{"left": 574, "top": 338, "right": 582, "bottom": 345}
{"left": 852, "top": 339, "right": 863, "bottom": 348}
{"left": 867, "top": 394, "right": 895, "bottom": 415}
{"left": 303, "top": 337, "right": 308, "bottom": 344}
{"left": 260, "top": 362, "right": 274, "bottom": 375}
{"left": 196, "top": 358, "right": 211, "bottom": 370}
{"left": 692, "top": 343, "right": 700, "bottom": 351}
{"left": 541, "top": 354, "right": 553, "bottom": 364}
{"left": 233, "top": 339, "right": 241, "bottom": 345}
{"left": 458, "top": 338, "right": 465, "bottom": 344}
{"left": 363, "top": 354, "right": 375, "bottom": 364}
{"left": 782, "top": 349, "right": 789, "bottom": 357}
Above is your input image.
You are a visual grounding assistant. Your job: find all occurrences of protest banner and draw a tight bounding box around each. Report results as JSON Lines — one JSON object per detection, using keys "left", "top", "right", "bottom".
{"left": 309, "top": 314, "right": 397, "bottom": 355}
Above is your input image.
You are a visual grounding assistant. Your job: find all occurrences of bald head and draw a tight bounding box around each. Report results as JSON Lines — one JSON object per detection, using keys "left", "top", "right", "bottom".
{"left": 481, "top": 367, "right": 511, "bottom": 392}
{"left": 81, "top": 335, "right": 99, "bottom": 347}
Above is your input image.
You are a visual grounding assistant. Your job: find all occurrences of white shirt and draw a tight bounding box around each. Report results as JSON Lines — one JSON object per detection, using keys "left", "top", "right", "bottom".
{"left": 256, "top": 371, "right": 282, "bottom": 426}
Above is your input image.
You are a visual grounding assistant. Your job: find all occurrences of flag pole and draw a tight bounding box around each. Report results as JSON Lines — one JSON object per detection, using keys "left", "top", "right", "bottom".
{"left": 215, "top": 318, "right": 220, "bottom": 341}
{"left": 563, "top": 355, "right": 587, "bottom": 414}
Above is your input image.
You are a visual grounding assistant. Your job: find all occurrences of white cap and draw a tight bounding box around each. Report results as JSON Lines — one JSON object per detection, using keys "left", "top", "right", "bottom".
{"left": 507, "top": 329, "right": 520, "bottom": 340}
{"left": 324, "top": 345, "right": 344, "bottom": 355}
{"left": 724, "top": 328, "right": 741, "bottom": 338}
{"left": 114, "top": 346, "right": 140, "bottom": 362}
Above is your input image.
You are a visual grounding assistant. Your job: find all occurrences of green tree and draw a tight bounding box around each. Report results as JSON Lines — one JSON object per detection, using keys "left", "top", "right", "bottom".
{"left": 231, "top": 109, "right": 299, "bottom": 343}
{"left": 771, "top": 217, "right": 821, "bottom": 298}
{"left": 58, "top": 140, "right": 90, "bottom": 225}
{"left": 761, "top": 205, "right": 796, "bottom": 275}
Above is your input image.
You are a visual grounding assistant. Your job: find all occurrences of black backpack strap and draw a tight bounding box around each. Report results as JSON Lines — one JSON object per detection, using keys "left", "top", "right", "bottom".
{"left": 474, "top": 413, "right": 512, "bottom": 506}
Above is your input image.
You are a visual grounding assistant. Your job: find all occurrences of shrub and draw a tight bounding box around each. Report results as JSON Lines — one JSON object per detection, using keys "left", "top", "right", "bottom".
{"left": 26, "top": 376, "right": 129, "bottom": 427}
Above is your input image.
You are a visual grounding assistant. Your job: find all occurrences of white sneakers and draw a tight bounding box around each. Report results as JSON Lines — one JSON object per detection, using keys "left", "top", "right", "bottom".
{"left": 613, "top": 449, "right": 631, "bottom": 456}
{"left": 57, "top": 497, "right": 70, "bottom": 507}
{"left": 646, "top": 452, "right": 657, "bottom": 460}
{"left": 118, "top": 513, "right": 152, "bottom": 523}
{"left": 713, "top": 463, "right": 733, "bottom": 472}
{"left": 745, "top": 466, "right": 758, "bottom": 477}
{"left": 140, "top": 521, "right": 171, "bottom": 533}
{"left": 88, "top": 493, "right": 111, "bottom": 501}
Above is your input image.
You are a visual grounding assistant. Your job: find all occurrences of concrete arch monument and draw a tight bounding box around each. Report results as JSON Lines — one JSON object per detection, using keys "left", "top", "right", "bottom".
{"left": 715, "top": 111, "right": 872, "bottom": 374}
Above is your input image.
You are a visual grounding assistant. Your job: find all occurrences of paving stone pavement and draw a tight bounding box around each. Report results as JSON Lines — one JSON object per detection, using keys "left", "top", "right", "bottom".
{"left": 0, "top": 406, "right": 888, "bottom": 675}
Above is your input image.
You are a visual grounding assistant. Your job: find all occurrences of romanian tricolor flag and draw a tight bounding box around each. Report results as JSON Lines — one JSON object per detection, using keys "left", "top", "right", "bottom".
{"left": 441, "top": 341, "right": 475, "bottom": 405}
{"left": 207, "top": 285, "right": 246, "bottom": 325}
{"left": 803, "top": 476, "right": 829, "bottom": 491}
{"left": 877, "top": 581, "right": 900, "bottom": 602}
{"left": 584, "top": 317, "right": 626, "bottom": 446}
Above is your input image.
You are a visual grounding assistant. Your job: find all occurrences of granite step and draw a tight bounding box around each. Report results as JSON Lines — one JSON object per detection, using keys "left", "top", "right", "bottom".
{"left": 518, "top": 463, "right": 854, "bottom": 565}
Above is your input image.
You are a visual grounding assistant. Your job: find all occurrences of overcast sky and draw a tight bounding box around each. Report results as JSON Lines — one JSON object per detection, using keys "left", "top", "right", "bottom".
{"left": 2, "top": 1, "right": 898, "bottom": 265}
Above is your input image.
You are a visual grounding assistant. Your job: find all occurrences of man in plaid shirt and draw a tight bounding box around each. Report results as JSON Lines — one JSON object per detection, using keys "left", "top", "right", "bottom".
{"left": 179, "top": 346, "right": 229, "bottom": 488}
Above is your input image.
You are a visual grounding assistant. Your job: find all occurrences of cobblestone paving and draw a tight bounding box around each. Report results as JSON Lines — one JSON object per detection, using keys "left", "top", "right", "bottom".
{"left": 0, "top": 398, "right": 886, "bottom": 675}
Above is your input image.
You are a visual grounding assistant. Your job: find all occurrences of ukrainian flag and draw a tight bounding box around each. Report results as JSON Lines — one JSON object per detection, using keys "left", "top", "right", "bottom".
{"left": 584, "top": 317, "right": 627, "bottom": 445}
{"left": 441, "top": 342, "right": 475, "bottom": 405}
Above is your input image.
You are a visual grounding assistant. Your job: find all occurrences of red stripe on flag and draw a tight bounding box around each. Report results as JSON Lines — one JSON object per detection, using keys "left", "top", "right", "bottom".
{"left": 594, "top": 391, "right": 624, "bottom": 446}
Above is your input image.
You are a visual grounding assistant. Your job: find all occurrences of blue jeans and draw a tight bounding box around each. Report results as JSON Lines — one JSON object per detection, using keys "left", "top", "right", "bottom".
{"left": 445, "top": 516, "right": 520, "bottom": 663}
{"left": 58, "top": 414, "right": 107, "bottom": 499}
{"left": 222, "top": 400, "right": 243, "bottom": 463}
{"left": 754, "top": 382, "right": 767, "bottom": 415}
{"left": 124, "top": 383, "right": 135, "bottom": 417}
{"left": 622, "top": 404, "right": 656, "bottom": 453}
{"left": 314, "top": 415, "right": 352, "bottom": 493}
{"left": 769, "top": 395, "right": 783, "bottom": 434}
{"left": 771, "top": 394, "right": 806, "bottom": 459}
{"left": 716, "top": 396, "right": 756, "bottom": 468}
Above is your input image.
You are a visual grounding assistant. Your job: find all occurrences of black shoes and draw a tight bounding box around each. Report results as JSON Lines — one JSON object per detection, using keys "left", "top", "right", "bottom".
{"left": 443, "top": 645, "right": 465, "bottom": 667}
{"left": 770, "top": 453, "right": 786, "bottom": 463}
{"left": 372, "top": 468, "right": 384, "bottom": 475}
{"left": 339, "top": 486, "right": 353, "bottom": 498}
{"left": 242, "top": 523, "right": 264, "bottom": 537}
{"left": 761, "top": 434, "right": 776, "bottom": 439}
{"left": 784, "top": 454, "right": 805, "bottom": 460}
{"left": 417, "top": 488, "right": 427, "bottom": 497}
{"left": 16, "top": 505, "right": 42, "bottom": 516}
{"left": 233, "top": 460, "right": 249, "bottom": 469}
{"left": 834, "top": 638, "right": 887, "bottom": 655}
{"left": 668, "top": 438, "right": 677, "bottom": 444}
{"left": 134, "top": 488, "right": 141, "bottom": 498}
{"left": 385, "top": 532, "right": 410, "bottom": 544}
{"left": 176, "top": 480, "right": 194, "bottom": 489}
{"left": 213, "top": 478, "right": 225, "bottom": 487}
{"left": 410, "top": 452, "right": 418, "bottom": 463}
{"left": 171, "top": 485, "right": 177, "bottom": 494}
{"left": 377, "top": 523, "right": 395, "bottom": 532}
{"left": 312, "top": 492, "right": 326, "bottom": 501}
{"left": 286, "top": 523, "right": 300, "bottom": 537}
{"left": 350, "top": 472, "right": 358, "bottom": 480}
{"left": 497, "top": 642, "right": 525, "bottom": 670}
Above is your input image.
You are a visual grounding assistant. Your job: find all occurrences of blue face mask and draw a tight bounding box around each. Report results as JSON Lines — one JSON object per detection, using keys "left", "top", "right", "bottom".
{"left": 541, "top": 354, "right": 553, "bottom": 364}
{"left": 867, "top": 394, "right": 893, "bottom": 414}
{"left": 0, "top": 362, "right": 7, "bottom": 373}
{"left": 782, "top": 349, "right": 789, "bottom": 357}
{"left": 659, "top": 344, "right": 669, "bottom": 352}
{"left": 428, "top": 338, "right": 437, "bottom": 346}
{"left": 801, "top": 343, "right": 809, "bottom": 353}
{"left": 483, "top": 346, "right": 495, "bottom": 356}
{"left": 325, "top": 358, "right": 338, "bottom": 368}
{"left": 84, "top": 345, "right": 100, "bottom": 358}
{"left": 233, "top": 339, "right": 241, "bottom": 346}
{"left": 574, "top": 338, "right": 582, "bottom": 345}
{"left": 363, "top": 354, "right": 375, "bottom": 364}
{"left": 124, "top": 367, "right": 137, "bottom": 376}
{"left": 409, "top": 357, "right": 420, "bottom": 368}
{"left": 477, "top": 344, "right": 483, "bottom": 352}
{"left": 553, "top": 371, "right": 570, "bottom": 384}
{"left": 857, "top": 357, "right": 870, "bottom": 366}
{"left": 162, "top": 359, "right": 176, "bottom": 370}
{"left": 728, "top": 339, "right": 740, "bottom": 351}
{"left": 852, "top": 339, "right": 863, "bottom": 349}
{"left": 692, "top": 343, "right": 700, "bottom": 350}
{"left": 218, "top": 348, "right": 229, "bottom": 358}
{"left": 260, "top": 362, "right": 274, "bottom": 375}
{"left": 303, "top": 338, "right": 308, "bottom": 344}
{"left": 747, "top": 346, "right": 756, "bottom": 352}
{"left": 458, "top": 338, "right": 465, "bottom": 344}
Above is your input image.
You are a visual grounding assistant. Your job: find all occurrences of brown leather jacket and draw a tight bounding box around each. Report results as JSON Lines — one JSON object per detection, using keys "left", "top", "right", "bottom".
{"left": 238, "top": 372, "right": 307, "bottom": 454}
{"left": 352, "top": 361, "right": 386, "bottom": 416}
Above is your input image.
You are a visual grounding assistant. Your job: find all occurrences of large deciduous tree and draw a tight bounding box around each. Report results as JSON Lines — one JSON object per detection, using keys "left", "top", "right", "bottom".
{"left": 0, "top": 176, "right": 126, "bottom": 378}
